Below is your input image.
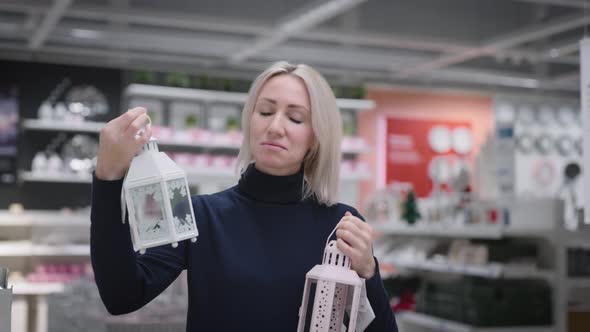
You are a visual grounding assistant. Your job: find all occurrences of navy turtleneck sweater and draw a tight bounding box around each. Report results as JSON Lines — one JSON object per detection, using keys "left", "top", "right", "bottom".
{"left": 90, "top": 165, "right": 397, "bottom": 331}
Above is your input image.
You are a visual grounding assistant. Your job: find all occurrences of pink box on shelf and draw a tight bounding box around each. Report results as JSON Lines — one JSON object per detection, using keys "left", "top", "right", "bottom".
{"left": 196, "top": 130, "right": 213, "bottom": 145}
{"left": 173, "top": 130, "right": 192, "bottom": 142}
{"left": 174, "top": 153, "right": 193, "bottom": 167}
{"left": 152, "top": 126, "right": 173, "bottom": 140}
{"left": 193, "top": 154, "right": 211, "bottom": 168}
{"left": 212, "top": 133, "right": 232, "bottom": 146}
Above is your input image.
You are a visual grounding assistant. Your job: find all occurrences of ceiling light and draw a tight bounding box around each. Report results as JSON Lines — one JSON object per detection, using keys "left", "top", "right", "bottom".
{"left": 71, "top": 29, "right": 102, "bottom": 39}
{"left": 549, "top": 49, "right": 560, "bottom": 58}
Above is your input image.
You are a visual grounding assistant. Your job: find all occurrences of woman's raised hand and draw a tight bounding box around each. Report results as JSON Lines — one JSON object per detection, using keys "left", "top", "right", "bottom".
{"left": 336, "top": 211, "right": 377, "bottom": 279}
{"left": 95, "top": 107, "right": 152, "bottom": 181}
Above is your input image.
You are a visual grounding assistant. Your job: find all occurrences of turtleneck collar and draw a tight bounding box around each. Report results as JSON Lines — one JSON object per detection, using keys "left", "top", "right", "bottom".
{"left": 237, "top": 164, "right": 305, "bottom": 204}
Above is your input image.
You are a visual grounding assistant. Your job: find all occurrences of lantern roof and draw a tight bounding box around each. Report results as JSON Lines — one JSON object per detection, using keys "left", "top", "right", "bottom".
{"left": 306, "top": 264, "right": 362, "bottom": 286}
{"left": 124, "top": 139, "right": 185, "bottom": 185}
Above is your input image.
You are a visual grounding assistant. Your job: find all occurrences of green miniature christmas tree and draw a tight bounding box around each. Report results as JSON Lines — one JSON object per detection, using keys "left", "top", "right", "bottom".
{"left": 402, "top": 190, "right": 421, "bottom": 225}
{"left": 184, "top": 115, "right": 199, "bottom": 129}
{"left": 166, "top": 72, "right": 190, "bottom": 87}
{"left": 226, "top": 117, "right": 240, "bottom": 131}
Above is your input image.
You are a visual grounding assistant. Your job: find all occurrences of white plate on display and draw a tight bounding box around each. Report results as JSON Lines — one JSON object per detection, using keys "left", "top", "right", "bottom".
{"left": 516, "top": 133, "right": 535, "bottom": 154}
{"left": 517, "top": 105, "right": 536, "bottom": 125}
{"left": 496, "top": 102, "right": 516, "bottom": 124}
{"left": 537, "top": 105, "right": 555, "bottom": 126}
{"left": 555, "top": 135, "right": 575, "bottom": 156}
{"left": 428, "top": 156, "right": 452, "bottom": 183}
{"left": 452, "top": 127, "right": 473, "bottom": 155}
{"left": 575, "top": 137, "right": 583, "bottom": 155}
{"left": 428, "top": 125, "right": 451, "bottom": 153}
{"left": 534, "top": 134, "right": 554, "bottom": 155}
{"left": 556, "top": 106, "right": 578, "bottom": 127}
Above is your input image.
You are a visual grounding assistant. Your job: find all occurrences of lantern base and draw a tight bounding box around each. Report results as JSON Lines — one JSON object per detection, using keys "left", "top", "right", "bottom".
{"left": 139, "top": 249, "right": 146, "bottom": 254}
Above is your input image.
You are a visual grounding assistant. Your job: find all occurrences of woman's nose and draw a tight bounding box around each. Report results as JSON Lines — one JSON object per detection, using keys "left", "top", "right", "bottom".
{"left": 267, "top": 113, "right": 285, "bottom": 136}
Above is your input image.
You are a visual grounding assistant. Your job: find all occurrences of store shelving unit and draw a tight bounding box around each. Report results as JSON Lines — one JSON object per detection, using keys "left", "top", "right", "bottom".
{"left": 396, "top": 311, "right": 554, "bottom": 332}
{"left": 0, "top": 242, "right": 89, "bottom": 257}
{"left": 21, "top": 119, "right": 105, "bottom": 133}
{"left": 383, "top": 257, "right": 553, "bottom": 280}
{"left": 373, "top": 222, "right": 505, "bottom": 239}
{"left": 19, "top": 171, "right": 93, "bottom": 184}
{"left": 0, "top": 210, "right": 90, "bottom": 332}
{"left": 22, "top": 119, "right": 370, "bottom": 154}
{"left": 374, "top": 198, "right": 589, "bottom": 332}
{"left": 20, "top": 84, "right": 375, "bottom": 198}
{"left": 19, "top": 166, "right": 370, "bottom": 185}
{"left": 568, "top": 277, "right": 590, "bottom": 289}
{"left": 0, "top": 210, "right": 89, "bottom": 227}
{"left": 125, "top": 83, "right": 376, "bottom": 110}
{"left": 12, "top": 281, "right": 66, "bottom": 296}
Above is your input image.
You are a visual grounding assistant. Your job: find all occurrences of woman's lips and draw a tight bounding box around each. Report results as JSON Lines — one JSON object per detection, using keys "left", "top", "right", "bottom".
{"left": 261, "top": 142, "right": 287, "bottom": 150}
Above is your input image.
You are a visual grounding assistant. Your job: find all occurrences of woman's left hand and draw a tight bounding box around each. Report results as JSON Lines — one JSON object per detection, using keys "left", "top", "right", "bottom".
{"left": 335, "top": 211, "right": 376, "bottom": 279}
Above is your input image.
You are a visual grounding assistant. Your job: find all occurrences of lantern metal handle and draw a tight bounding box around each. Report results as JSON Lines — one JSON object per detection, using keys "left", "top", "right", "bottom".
{"left": 134, "top": 114, "right": 152, "bottom": 140}
{"left": 325, "top": 223, "right": 339, "bottom": 249}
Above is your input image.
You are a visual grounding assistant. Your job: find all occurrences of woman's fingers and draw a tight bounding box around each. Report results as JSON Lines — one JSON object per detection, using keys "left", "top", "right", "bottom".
{"left": 338, "top": 217, "right": 372, "bottom": 245}
{"left": 108, "top": 107, "right": 146, "bottom": 131}
{"left": 336, "top": 225, "right": 366, "bottom": 251}
{"left": 124, "top": 112, "right": 151, "bottom": 140}
{"left": 336, "top": 238, "right": 355, "bottom": 258}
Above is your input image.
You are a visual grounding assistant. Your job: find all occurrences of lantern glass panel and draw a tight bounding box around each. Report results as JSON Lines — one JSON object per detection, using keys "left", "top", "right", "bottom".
{"left": 167, "top": 178, "right": 196, "bottom": 234}
{"left": 130, "top": 183, "right": 169, "bottom": 242}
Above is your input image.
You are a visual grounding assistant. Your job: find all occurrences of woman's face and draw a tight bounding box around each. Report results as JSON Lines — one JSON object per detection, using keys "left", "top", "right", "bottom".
{"left": 249, "top": 74, "right": 315, "bottom": 176}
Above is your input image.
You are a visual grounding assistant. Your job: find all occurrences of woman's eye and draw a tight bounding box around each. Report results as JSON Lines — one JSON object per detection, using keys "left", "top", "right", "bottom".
{"left": 259, "top": 111, "right": 272, "bottom": 116}
{"left": 290, "top": 118, "right": 303, "bottom": 124}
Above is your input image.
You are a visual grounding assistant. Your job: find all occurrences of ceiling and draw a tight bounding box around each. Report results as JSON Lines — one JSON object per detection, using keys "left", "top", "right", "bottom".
{"left": 0, "top": 0, "right": 589, "bottom": 94}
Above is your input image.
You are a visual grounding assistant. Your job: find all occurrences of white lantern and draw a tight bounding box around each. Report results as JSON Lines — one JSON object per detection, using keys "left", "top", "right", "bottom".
{"left": 297, "top": 240, "right": 373, "bottom": 332}
{"left": 123, "top": 138, "right": 198, "bottom": 254}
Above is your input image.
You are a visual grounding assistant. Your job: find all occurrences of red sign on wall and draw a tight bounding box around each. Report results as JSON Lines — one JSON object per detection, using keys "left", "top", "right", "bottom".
{"left": 382, "top": 116, "right": 473, "bottom": 197}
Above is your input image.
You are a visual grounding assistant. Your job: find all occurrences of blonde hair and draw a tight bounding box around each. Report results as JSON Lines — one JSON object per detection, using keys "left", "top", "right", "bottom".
{"left": 236, "top": 61, "right": 342, "bottom": 206}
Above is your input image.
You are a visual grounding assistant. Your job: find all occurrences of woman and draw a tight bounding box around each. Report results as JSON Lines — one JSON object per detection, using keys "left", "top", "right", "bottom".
{"left": 91, "top": 61, "right": 397, "bottom": 331}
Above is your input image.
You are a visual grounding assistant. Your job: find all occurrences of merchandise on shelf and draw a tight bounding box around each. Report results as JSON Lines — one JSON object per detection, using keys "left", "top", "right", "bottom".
{"left": 25, "top": 262, "right": 91, "bottom": 283}
{"left": 416, "top": 277, "right": 552, "bottom": 327}
{"left": 30, "top": 134, "right": 98, "bottom": 178}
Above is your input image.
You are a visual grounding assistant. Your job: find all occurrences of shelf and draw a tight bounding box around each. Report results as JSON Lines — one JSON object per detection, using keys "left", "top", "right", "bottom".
{"left": 0, "top": 241, "right": 89, "bottom": 257}
{"left": 20, "top": 169, "right": 369, "bottom": 184}
{"left": 22, "top": 119, "right": 104, "bottom": 133}
{"left": 568, "top": 277, "right": 590, "bottom": 289}
{"left": 157, "top": 132, "right": 368, "bottom": 153}
{"left": 0, "top": 210, "right": 89, "bottom": 226}
{"left": 384, "top": 258, "right": 552, "bottom": 280}
{"left": 20, "top": 120, "right": 369, "bottom": 154}
{"left": 396, "top": 311, "right": 553, "bottom": 332}
{"left": 11, "top": 281, "right": 65, "bottom": 295}
{"left": 125, "top": 83, "right": 376, "bottom": 111}
{"left": 372, "top": 222, "right": 504, "bottom": 239}
{"left": 566, "top": 229, "right": 590, "bottom": 248}
{"left": 19, "top": 171, "right": 92, "bottom": 184}
{"left": 371, "top": 222, "right": 557, "bottom": 240}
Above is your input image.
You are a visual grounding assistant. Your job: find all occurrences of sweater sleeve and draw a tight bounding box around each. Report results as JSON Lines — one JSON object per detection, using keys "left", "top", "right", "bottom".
{"left": 90, "top": 173, "right": 187, "bottom": 315}
{"left": 349, "top": 208, "right": 398, "bottom": 332}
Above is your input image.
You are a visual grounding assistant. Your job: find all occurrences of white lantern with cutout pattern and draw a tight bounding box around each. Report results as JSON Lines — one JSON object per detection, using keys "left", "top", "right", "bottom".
{"left": 297, "top": 240, "right": 374, "bottom": 332}
{"left": 122, "top": 137, "right": 198, "bottom": 254}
